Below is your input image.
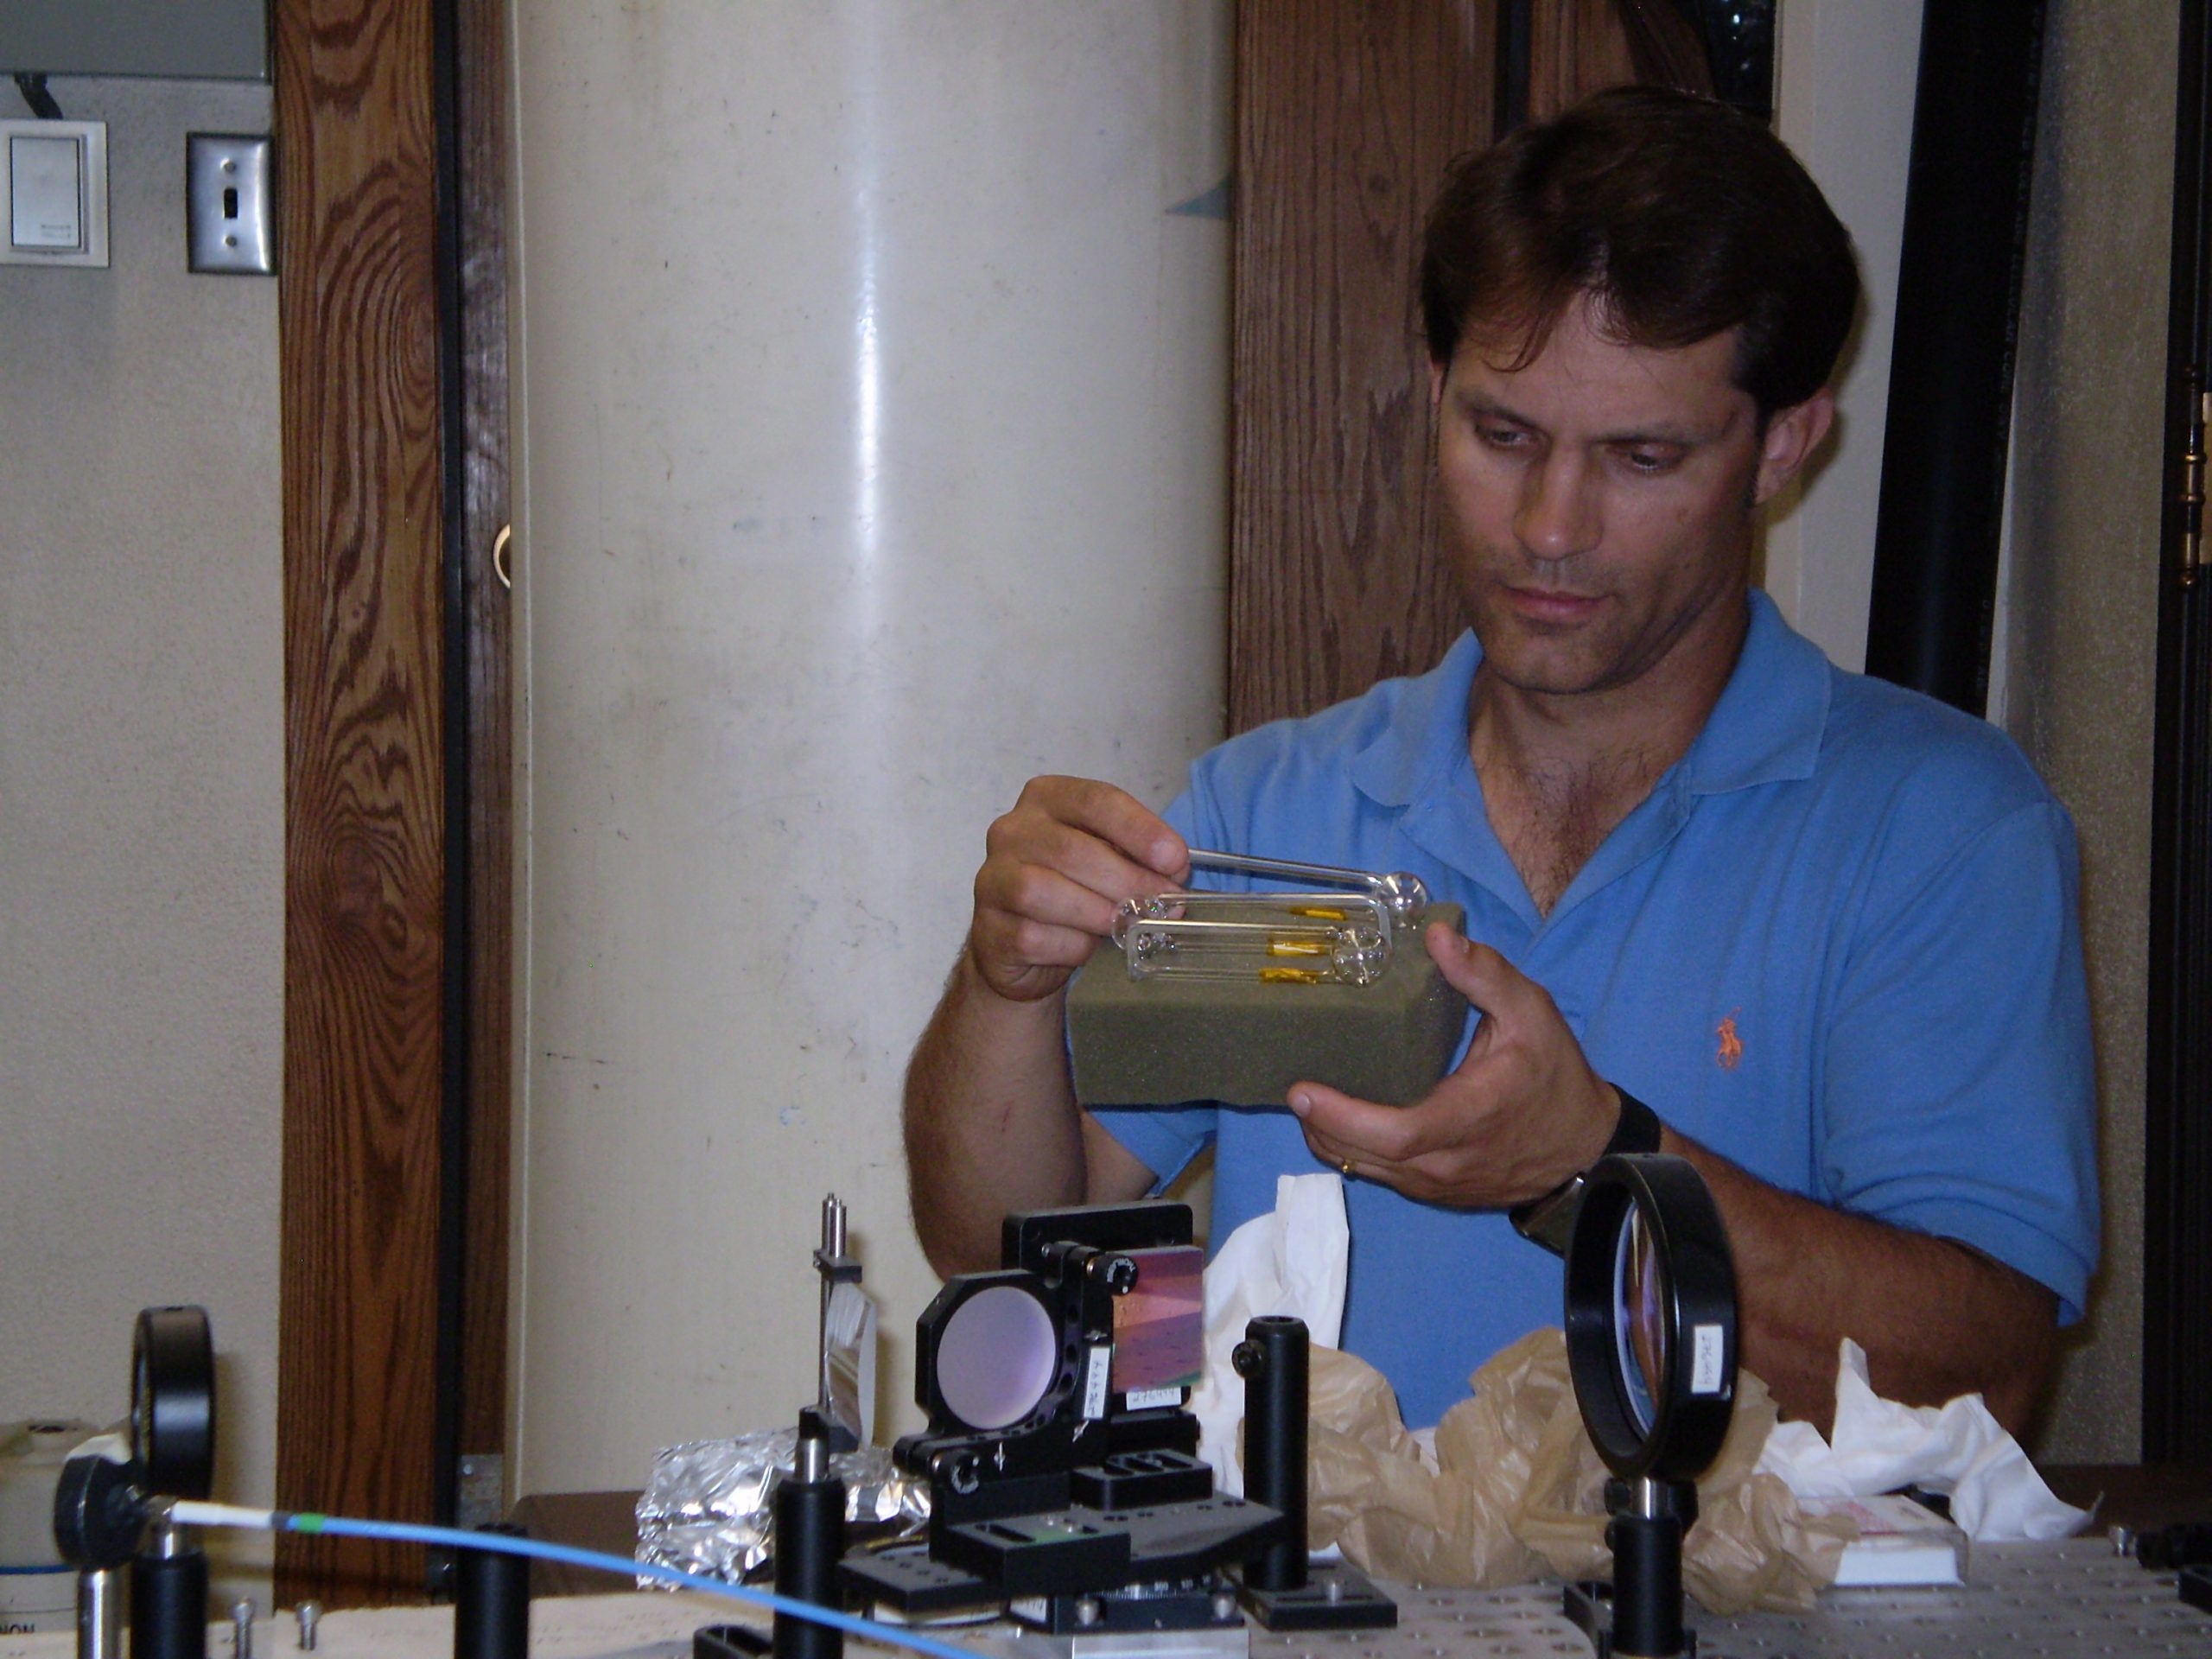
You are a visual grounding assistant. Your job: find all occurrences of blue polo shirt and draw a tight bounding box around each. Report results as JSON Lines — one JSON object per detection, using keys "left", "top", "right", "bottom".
{"left": 1091, "top": 591, "right": 2098, "bottom": 1429}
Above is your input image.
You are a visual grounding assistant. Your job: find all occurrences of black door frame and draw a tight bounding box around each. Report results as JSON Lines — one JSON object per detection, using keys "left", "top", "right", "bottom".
{"left": 2145, "top": 0, "right": 2212, "bottom": 1467}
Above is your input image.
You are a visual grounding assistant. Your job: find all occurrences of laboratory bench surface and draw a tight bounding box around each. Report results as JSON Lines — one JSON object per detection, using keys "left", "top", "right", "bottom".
{"left": 2, "top": 1470, "right": 2201, "bottom": 1658}
{"left": 512, "top": 1465, "right": 2212, "bottom": 1592}
{"left": 480, "top": 1467, "right": 2212, "bottom": 1656}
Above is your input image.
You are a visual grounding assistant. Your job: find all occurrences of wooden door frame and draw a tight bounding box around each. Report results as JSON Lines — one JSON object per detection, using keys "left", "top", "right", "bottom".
{"left": 274, "top": 0, "right": 512, "bottom": 1605}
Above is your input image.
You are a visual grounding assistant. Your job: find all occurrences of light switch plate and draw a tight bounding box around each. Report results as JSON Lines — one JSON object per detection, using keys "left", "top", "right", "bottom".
{"left": 187, "top": 131, "right": 275, "bottom": 275}
{"left": 0, "top": 118, "right": 107, "bottom": 268}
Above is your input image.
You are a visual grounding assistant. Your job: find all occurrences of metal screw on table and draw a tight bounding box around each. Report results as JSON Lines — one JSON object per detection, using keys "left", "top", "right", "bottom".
{"left": 231, "top": 1598, "right": 255, "bottom": 1659}
{"left": 295, "top": 1602, "right": 321, "bottom": 1652}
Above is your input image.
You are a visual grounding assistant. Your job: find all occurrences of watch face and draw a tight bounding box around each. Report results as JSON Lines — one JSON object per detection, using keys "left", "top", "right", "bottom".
{"left": 1511, "top": 1175, "right": 1586, "bottom": 1255}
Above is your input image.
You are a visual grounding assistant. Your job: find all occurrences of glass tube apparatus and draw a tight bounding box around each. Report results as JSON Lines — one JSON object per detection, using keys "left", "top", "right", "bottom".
{"left": 1111, "top": 849, "right": 1430, "bottom": 987}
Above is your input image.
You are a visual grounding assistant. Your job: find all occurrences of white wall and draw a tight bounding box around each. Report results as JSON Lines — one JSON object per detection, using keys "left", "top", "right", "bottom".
{"left": 1765, "top": 0, "right": 1926, "bottom": 667}
{"left": 2000, "top": 0, "right": 2171, "bottom": 1464}
{"left": 0, "top": 77, "right": 283, "bottom": 1599}
{"left": 508, "top": 1, "right": 1232, "bottom": 1493}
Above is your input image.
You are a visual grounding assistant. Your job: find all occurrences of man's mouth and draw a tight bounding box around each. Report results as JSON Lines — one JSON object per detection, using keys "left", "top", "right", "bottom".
{"left": 1501, "top": 585, "right": 1605, "bottom": 623}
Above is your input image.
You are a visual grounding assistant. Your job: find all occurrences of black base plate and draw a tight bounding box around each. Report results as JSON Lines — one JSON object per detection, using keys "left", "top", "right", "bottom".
{"left": 1013, "top": 1582, "right": 1242, "bottom": 1637}
{"left": 1234, "top": 1560, "right": 1396, "bottom": 1631}
{"left": 695, "top": 1624, "right": 770, "bottom": 1658}
{"left": 2181, "top": 1564, "right": 2211, "bottom": 1615}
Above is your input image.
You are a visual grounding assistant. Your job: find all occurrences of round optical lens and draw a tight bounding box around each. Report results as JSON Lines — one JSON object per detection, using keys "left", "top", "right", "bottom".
{"left": 1611, "top": 1207, "right": 1669, "bottom": 1436}
{"left": 934, "top": 1284, "right": 1059, "bottom": 1431}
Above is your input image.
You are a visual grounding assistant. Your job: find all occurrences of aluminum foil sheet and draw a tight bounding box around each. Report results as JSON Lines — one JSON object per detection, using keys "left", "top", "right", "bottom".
{"left": 634, "top": 1430, "right": 928, "bottom": 1587}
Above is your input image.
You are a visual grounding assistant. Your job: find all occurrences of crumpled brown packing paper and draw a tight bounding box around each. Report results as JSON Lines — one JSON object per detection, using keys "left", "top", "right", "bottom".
{"left": 1299, "top": 1328, "right": 1855, "bottom": 1613}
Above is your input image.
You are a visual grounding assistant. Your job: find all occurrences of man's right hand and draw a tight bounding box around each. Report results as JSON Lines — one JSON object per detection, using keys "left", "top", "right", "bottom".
{"left": 967, "top": 775, "right": 1191, "bottom": 1002}
{"left": 907, "top": 774, "right": 1174, "bottom": 1273}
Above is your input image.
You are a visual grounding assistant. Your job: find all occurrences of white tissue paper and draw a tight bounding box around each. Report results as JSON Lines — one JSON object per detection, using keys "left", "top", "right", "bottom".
{"left": 1753, "top": 1338, "right": 2089, "bottom": 1542}
{"left": 1189, "top": 1172, "right": 1350, "bottom": 1495}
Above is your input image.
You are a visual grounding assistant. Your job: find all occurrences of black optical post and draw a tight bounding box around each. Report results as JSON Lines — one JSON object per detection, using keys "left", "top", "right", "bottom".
{"left": 1231, "top": 1317, "right": 1395, "bottom": 1630}
{"left": 772, "top": 1409, "right": 849, "bottom": 1659}
{"left": 1560, "top": 1157, "right": 1739, "bottom": 1659}
{"left": 453, "top": 1522, "right": 532, "bottom": 1659}
{"left": 51, "top": 1308, "right": 221, "bottom": 1659}
{"left": 130, "top": 1308, "right": 219, "bottom": 1659}
{"left": 695, "top": 1408, "right": 849, "bottom": 1659}
{"left": 1236, "top": 1317, "right": 1307, "bottom": 1593}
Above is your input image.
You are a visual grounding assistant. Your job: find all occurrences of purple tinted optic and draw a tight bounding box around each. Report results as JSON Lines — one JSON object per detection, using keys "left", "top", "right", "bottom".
{"left": 936, "top": 1284, "right": 1058, "bottom": 1430}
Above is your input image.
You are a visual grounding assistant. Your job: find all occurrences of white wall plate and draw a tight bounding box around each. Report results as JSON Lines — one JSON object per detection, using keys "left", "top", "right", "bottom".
{"left": 0, "top": 118, "right": 107, "bottom": 268}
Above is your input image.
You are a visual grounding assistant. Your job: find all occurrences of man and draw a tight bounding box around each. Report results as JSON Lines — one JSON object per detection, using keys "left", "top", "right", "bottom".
{"left": 904, "top": 88, "right": 2097, "bottom": 1437}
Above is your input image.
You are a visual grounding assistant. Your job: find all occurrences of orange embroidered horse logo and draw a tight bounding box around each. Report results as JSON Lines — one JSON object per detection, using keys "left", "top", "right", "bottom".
{"left": 1716, "top": 1013, "right": 1743, "bottom": 1070}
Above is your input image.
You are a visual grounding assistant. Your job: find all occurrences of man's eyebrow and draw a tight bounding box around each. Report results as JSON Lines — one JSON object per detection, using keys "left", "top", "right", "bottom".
{"left": 1597, "top": 422, "right": 1709, "bottom": 447}
{"left": 1453, "top": 389, "right": 1725, "bottom": 447}
{"left": 1455, "top": 391, "right": 1539, "bottom": 426}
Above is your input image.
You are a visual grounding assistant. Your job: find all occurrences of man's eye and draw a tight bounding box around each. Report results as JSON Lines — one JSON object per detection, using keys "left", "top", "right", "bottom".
{"left": 1478, "top": 425, "right": 1528, "bottom": 450}
{"left": 1619, "top": 447, "right": 1679, "bottom": 474}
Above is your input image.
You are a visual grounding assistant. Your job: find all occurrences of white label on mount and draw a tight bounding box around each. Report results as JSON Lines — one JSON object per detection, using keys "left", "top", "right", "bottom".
{"left": 1691, "top": 1324, "right": 1726, "bottom": 1394}
{"left": 1082, "top": 1344, "right": 1111, "bottom": 1419}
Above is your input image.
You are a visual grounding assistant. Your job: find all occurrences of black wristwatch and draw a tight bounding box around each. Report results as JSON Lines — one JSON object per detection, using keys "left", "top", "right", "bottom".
{"left": 1508, "top": 1087, "right": 1663, "bottom": 1256}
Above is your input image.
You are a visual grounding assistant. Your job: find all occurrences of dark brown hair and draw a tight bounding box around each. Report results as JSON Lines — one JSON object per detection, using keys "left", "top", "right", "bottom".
{"left": 1420, "top": 86, "right": 1859, "bottom": 416}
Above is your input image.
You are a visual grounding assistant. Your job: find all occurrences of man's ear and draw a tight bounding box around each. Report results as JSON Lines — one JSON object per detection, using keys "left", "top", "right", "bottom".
{"left": 1751, "top": 391, "right": 1835, "bottom": 504}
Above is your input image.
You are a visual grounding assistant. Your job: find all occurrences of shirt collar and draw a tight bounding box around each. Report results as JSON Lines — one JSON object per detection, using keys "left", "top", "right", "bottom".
{"left": 1347, "top": 588, "right": 1830, "bottom": 810}
{"left": 1679, "top": 588, "right": 1831, "bottom": 795}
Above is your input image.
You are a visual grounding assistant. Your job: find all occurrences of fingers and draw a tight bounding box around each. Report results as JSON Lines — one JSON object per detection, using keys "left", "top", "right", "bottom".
{"left": 1424, "top": 923, "right": 1546, "bottom": 1021}
{"left": 1020, "top": 776, "right": 1187, "bottom": 883}
{"left": 1288, "top": 928, "right": 1609, "bottom": 1205}
{"left": 1289, "top": 1080, "right": 1428, "bottom": 1161}
{"left": 968, "top": 776, "right": 1186, "bottom": 1001}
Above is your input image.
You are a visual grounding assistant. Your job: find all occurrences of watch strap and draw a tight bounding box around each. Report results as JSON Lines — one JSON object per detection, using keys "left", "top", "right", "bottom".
{"left": 1607, "top": 1086, "right": 1662, "bottom": 1157}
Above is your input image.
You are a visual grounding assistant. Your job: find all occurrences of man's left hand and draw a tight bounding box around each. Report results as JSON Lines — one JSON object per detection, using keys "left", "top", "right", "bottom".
{"left": 1287, "top": 924, "right": 1621, "bottom": 1207}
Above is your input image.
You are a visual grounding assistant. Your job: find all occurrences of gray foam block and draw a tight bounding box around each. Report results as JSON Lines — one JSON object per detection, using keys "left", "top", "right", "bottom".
{"left": 1065, "top": 903, "right": 1467, "bottom": 1108}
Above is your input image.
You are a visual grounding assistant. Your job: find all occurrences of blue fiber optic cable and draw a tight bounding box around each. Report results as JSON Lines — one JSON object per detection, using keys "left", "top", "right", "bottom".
{"left": 168, "top": 1501, "right": 988, "bottom": 1659}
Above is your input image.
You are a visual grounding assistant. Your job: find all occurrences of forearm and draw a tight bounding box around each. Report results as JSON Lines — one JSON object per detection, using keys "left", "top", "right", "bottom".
{"left": 902, "top": 944, "right": 1096, "bottom": 1275}
{"left": 1664, "top": 1129, "right": 2058, "bottom": 1436}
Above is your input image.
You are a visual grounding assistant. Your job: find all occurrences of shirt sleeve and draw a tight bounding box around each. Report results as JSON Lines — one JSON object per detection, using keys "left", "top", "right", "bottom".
{"left": 1077, "top": 781, "right": 1224, "bottom": 1192}
{"left": 1819, "top": 799, "right": 2100, "bottom": 1322}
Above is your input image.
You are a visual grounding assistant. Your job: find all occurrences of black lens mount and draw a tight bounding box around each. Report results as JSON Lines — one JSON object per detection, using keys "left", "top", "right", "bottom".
{"left": 1563, "top": 1154, "right": 1738, "bottom": 1484}
{"left": 131, "top": 1306, "right": 217, "bottom": 1500}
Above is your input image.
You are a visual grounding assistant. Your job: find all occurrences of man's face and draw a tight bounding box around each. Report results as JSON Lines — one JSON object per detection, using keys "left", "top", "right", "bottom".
{"left": 1430, "top": 295, "right": 1830, "bottom": 703}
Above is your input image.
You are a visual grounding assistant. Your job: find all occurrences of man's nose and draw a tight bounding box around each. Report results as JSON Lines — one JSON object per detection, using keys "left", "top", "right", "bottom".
{"left": 1514, "top": 453, "right": 1599, "bottom": 562}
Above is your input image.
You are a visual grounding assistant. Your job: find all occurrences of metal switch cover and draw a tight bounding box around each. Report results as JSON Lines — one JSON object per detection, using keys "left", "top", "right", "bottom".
{"left": 0, "top": 118, "right": 107, "bottom": 267}
{"left": 187, "top": 131, "right": 275, "bottom": 275}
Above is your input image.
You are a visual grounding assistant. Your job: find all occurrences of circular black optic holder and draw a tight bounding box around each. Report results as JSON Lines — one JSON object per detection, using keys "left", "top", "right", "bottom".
{"left": 912, "top": 1270, "right": 1066, "bottom": 1436}
{"left": 1563, "top": 1155, "right": 1737, "bottom": 1484}
{"left": 133, "top": 1306, "right": 218, "bottom": 1500}
{"left": 1560, "top": 1154, "right": 1739, "bottom": 1659}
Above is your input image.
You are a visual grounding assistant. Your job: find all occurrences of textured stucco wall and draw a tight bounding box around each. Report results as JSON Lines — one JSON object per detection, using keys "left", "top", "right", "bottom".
{"left": 506, "top": 1, "right": 1232, "bottom": 1493}
{"left": 2005, "top": 0, "right": 2172, "bottom": 1461}
{"left": 0, "top": 77, "right": 283, "bottom": 1596}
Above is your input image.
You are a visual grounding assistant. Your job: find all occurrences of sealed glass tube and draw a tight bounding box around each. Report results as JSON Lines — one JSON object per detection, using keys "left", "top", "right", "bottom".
{"left": 1112, "top": 898, "right": 1390, "bottom": 986}
{"left": 1182, "top": 849, "right": 1429, "bottom": 919}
